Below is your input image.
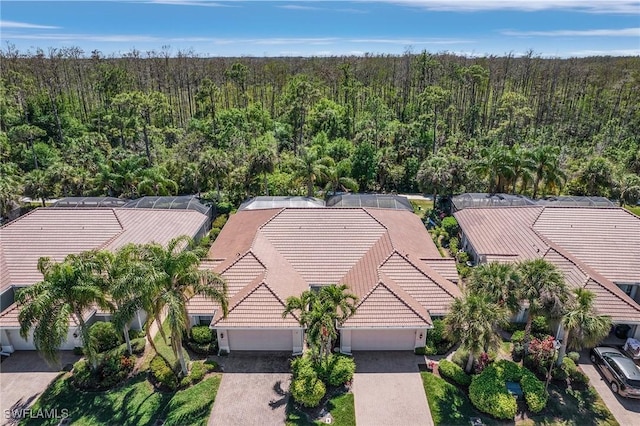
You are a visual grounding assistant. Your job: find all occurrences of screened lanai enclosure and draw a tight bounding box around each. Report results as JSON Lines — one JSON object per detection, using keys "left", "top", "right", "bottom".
{"left": 326, "top": 194, "right": 413, "bottom": 211}
{"left": 451, "top": 193, "right": 536, "bottom": 212}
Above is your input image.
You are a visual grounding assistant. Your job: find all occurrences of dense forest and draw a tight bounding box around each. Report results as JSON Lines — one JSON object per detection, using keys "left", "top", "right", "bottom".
{"left": 1, "top": 46, "right": 639, "bottom": 220}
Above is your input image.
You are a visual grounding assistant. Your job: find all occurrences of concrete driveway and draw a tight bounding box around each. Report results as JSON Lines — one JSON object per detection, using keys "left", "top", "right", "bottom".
{"left": 0, "top": 351, "right": 79, "bottom": 426}
{"left": 579, "top": 351, "right": 640, "bottom": 425}
{"left": 353, "top": 351, "right": 434, "bottom": 426}
{"left": 208, "top": 352, "right": 291, "bottom": 426}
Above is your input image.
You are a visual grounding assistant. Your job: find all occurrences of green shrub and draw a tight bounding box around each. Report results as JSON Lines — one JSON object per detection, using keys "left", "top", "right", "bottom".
{"left": 210, "top": 227, "right": 222, "bottom": 241}
{"left": 89, "top": 321, "right": 121, "bottom": 353}
{"left": 425, "top": 319, "right": 452, "bottom": 354}
{"left": 73, "top": 346, "right": 84, "bottom": 356}
{"left": 449, "top": 237, "right": 459, "bottom": 254}
{"left": 567, "top": 352, "right": 580, "bottom": 363}
{"left": 190, "top": 362, "right": 206, "bottom": 384}
{"left": 130, "top": 337, "right": 146, "bottom": 354}
{"left": 521, "top": 370, "right": 548, "bottom": 413}
{"left": 563, "top": 357, "right": 578, "bottom": 374}
{"left": 291, "top": 371, "right": 326, "bottom": 408}
{"left": 532, "top": 316, "right": 550, "bottom": 336}
{"left": 291, "top": 355, "right": 316, "bottom": 379}
{"left": 212, "top": 214, "right": 228, "bottom": 229}
{"left": 150, "top": 355, "right": 178, "bottom": 390}
{"left": 215, "top": 201, "right": 233, "bottom": 215}
{"left": 511, "top": 330, "right": 525, "bottom": 344}
{"left": 424, "top": 345, "right": 438, "bottom": 356}
{"left": 204, "top": 359, "right": 218, "bottom": 371}
{"left": 495, "top": 359, "right": 523, "bottom": 382}
{"left": 441, "top": 216, "right": 459, "bottom": 238}
{"left": 72, "top": 359, "right": 97, "bottom": 389}
{"left": 438, "top": 359, "right": 472, "bottom": 386}
{"left": 502, "top": 322, "right": 526, "bottom": 333}
{"left": 128, "top": 329, "right": 144, "bottom": 339}
{"left": 415, "top": 346, "right": 426, "bottom": 355}
{"left": 323, "top": 355, "right": 355, "bottom": 387}
{"left": 551, "top": 365, "right": 568, "bottom": 381}
{"left": 469, "top": 365, "right": 517, "bottom": 420}
{"left": 451, "top": 348, "right": 471, "bottom": 370}
{"left": 191, "top": 326, "right": 213, "bottom": 344}
{"left": 570, "top": 368, "right": 589, "bottom": 386}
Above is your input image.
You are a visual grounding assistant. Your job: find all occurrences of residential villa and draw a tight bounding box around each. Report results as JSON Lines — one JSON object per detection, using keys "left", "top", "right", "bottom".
{"left": 0, "top": 196, "right": 211, "bottom": 352}
{"left": 190, "top": 197, "right": 461, "bottom": 354}
{"left": 454, "top": 198, "right": 640, "bottom": 340}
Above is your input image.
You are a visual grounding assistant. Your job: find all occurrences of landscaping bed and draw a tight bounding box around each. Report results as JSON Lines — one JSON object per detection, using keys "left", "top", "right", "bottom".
{"left": 286, "top": 388, "right": 355, "bottom": 426}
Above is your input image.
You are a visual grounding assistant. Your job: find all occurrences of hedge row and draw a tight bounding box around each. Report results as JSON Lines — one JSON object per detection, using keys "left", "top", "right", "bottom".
{"left": 438, "top": 359, "right": 472, "bottom": 386}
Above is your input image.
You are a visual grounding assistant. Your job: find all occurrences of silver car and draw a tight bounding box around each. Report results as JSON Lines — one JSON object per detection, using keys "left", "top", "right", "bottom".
{"left": 590, "top": 346, "right": 640, "bottom": 398}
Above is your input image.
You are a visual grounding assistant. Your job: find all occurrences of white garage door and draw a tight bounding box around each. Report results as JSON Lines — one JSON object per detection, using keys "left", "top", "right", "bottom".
{"left": 351, "top": 329, "right": 416, "bottom": 351}
{"left": 228, "top": 329, "right": 293, "bottom": 351}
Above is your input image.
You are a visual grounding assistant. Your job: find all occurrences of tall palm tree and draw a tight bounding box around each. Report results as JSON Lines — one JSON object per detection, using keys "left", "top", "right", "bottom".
{"left": 466, "top": 262, "right": 521, "bottom": 315}
{"left": 557, "top": 288, "right": 611, "bottom": 365}
{"left": 325, "top": 159, "right": 358, "bottom": 195}
{"left": 517, "top": 259, "right": 569, "bottom": 349}
{"left": 506, "top": 145, "right": 534, "bottom": 193}
{"left": 200, "top": 148, "right": 231, "bottom": 199}
{"left": 416, "top": 154, "right": 454, "bottom": 203}
{"left": 140, "top": 236, "right": 228, "bottom": 377}
{"left": 473, "top": 144, "right": 513, "bottom": 193}
{"left": 17, "top": 252, "right": 113, "bottom": 369}
{"left": 445, "top": 292, "right": 509, "bottom": 373}
{"left": 529, "top": 145, "right": 565, "bottom": 199}
{"left": 283, "top": 284, "right": 358, "bottom": 363}
{"left": 105, "top": 244, "right": 151, "bottom": 355}
{"left": 137, "top": 166, "right": 179, "bottom": 196}
{"left": 294, "top": 147, "right": 333, "bottom": 197}
{"left": 248, "top": 135, "right": 278, "bottom": 196}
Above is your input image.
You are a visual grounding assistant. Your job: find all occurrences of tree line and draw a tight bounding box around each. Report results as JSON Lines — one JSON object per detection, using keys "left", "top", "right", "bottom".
{"left": 1, "top": 47, "right": 639, "bottom": 219}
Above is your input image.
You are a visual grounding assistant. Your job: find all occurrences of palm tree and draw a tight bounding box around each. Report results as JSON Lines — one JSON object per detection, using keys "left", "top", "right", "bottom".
{"left": 248, "top": 134, "right": 278, "bottom": 196}
{"left": 506, "top": 145, "right": 534, "bottom": 193}
{"left": 557, "top": 288, "right": 611, "bottom": 365}
{"left": 140, "top": 235, "right": 228, "bottom": 377}
{"left": 0, "top": 163, "right": 22, "bottom": 219}
{"left": 200, "top": 148, "right": 231, "bottom": 199}
{"left": 105, "top": 244, "right": 151, "bottom": 355}
{"left": 137, "top": 166, "right": 179, "bottom": 196}
{"left": 466, "top": 262, "right": 521, "bottom": 315}
{"left": 325, "top": 159, "right": 359, "bottom": 195}
{"left": 24, "top": 169, "right": 53, "bottom": 207}
{"left": 445, "top": 292, "right": 509, "bottom": 373}
{"left": 283, "top": 284, "right": 358, "bottom": 363}
{"left": 17, "top": 252, "right": 113, "bottom": 369}
{"left": 529, "top": 145, "right": 565, "bottom": 199}
{"left": 294, "top": 147, "right": 333, "bottom": 197}
{"left": 473, "top": 144, "right": 513, "bottom": 193}
{"left": 416, "top": 154, "right": 454, "bottom": 203}
{"left": 517, "top": 259, "right": 569, "bottom": 349}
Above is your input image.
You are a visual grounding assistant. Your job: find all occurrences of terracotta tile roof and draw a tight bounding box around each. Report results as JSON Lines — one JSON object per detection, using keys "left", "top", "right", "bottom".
{"left": 0, "top": 208, "right": 209, "bottom": 294}
{"left": 456, "top": 206, "right": 640, "bottom": 322}
{"left": 201, "top": 208, "right": 460, "bottom": 329}
{"left": 214, "top": 280, "right": 300, "bottom": 328}
{"left": 259, "top": 209, "right": 387, "bottom": 285}
{"left": 422, "top": 258, "right": 459, "bottom": 283}
{"left": 454, "top": 206, "right": 547, "bottom": 261}
{"left": 533, "top": 207, "right": 640, "bottom": 284}
{"left": 342, "top": 281, "right": 431, "bottom": 328}
{"left": 381, "top": 253, "right": 461, "bottom": 317}
{"left": 218, "top": 252, "right": 266, "bottom": 298}
{"left": 186, "top": 295, "right": 218, "bottom": 315}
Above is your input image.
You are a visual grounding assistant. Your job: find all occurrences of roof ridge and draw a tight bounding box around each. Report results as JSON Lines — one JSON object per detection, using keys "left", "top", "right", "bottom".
{"left": 361, "top": 208, "right": 389, "bottom": 231}
{"left": 218, "top": 250, "right": 266, "bottom": 275}
{"left": 531, "top": 205, "right": 546, "bottom": 227}
{"left": 261, "top": 281, "right": 300, "bottom": 322}
{"left": 212, "top": 272, "right": 266, "bottom": 324}
{"left": 96, "top": 209, "right": 126, "bottom": 250}
{"left": 385, "top": 250, "right": 460, "bottom": 299}
{"left": 0, "top": 206, "right": 41, "bottom": 229}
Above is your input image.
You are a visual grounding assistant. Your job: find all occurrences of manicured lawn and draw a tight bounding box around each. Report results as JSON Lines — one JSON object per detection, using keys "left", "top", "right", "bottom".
{"left": 140, "top": 320, "right": 190, "bottom": 371}
{"left": 421, "top": 372, "right": 494, "bottom": 426}
{"left": 23, "top": 373, "right": 221, "bottom": 426}
{"left": 410, "top": 199, "right": 434, "bottom": 219}
{"left": 624, "top": 205, "right": 640, "bottom": 216}
{"left": 286, "top": 392, "right": 355, "bottom": 426}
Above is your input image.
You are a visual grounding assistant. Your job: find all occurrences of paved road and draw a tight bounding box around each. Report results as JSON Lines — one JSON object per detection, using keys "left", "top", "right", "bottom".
{"left": 579, "top": 351, "right": 640, "bottom": 425}
{"left": 0, "top": 351, "right": 79, "bottom": 426}
{"left": 353, "top": 351, "right": 434, "bottom": 426}
{"left": 208, "top": 352, "right": 291, "bottom": 426}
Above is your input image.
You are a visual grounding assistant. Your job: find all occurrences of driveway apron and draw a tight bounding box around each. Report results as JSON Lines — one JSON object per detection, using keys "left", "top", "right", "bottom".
{"left": 353, "top": 351, "right": 434, "bottom": 426}
{"left": 578, "top": 351, "right": 640, "bottom": 425}
{"left": 208, "top": 352, "right": 291, "bottom": 426}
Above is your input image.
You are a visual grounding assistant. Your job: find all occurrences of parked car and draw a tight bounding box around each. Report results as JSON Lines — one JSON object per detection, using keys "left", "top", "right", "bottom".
{"left": 590, "top": 346, "right": 640, "bottom": 398}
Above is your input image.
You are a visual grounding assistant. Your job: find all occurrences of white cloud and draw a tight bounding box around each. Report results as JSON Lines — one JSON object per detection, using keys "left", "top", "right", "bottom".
{"left": 569, "top": 48, "right": 640, "bottom": 56}
{"left": 502, "top": 27, "right": 640, "bottom": 36}
{"left": 277, "top": 4, "right": 321, "bottom": 10}
{"left": 379, "top": 0, "right": 640, "bottom": 14}
{"left": 348, "top": 37, "right": 473, "bottom": 44}
{"left": 0, "top": 20, "right": 60, "bottom": 29}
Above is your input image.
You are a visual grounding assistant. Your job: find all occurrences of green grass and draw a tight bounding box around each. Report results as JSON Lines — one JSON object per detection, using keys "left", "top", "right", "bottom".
{"left": 141, "top": 320, "right": 190, "bottom": 371}
{"left": 410, "top": 199, "right": 434, "bottom": 219}
{"left": 23, "top": 373, "right": 221, "bottom": 426}
{"left": 624, "top": 205, "right": 640, "bottom": 216}
{"left": 286, "top": 391, "right": 355, "bottom": 426}
{"left": 421, "top": 372, "right": 494, "bottom": 426}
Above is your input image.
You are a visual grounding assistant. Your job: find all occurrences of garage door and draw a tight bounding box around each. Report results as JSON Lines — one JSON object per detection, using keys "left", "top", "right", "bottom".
{"left": 351, "top": 329, "right": 416, "bottom": 351}
{"left": 228, "top": 329, "right": 293, "bottom": 351}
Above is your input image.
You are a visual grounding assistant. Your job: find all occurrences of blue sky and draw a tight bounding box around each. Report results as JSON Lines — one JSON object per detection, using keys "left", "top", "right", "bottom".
{"left": 1, "top": 1, "right": 639, "bottom": 57}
